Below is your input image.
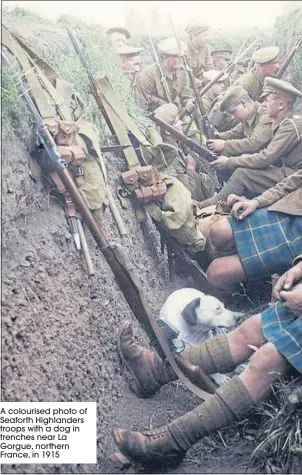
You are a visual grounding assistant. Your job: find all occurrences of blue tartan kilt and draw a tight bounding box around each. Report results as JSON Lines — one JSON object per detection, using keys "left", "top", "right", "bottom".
{"left": 261, "top": 301, "right": 302, "bottom": 373}
{"left": 229, "top": 209, "right": 302, "bottom": 280}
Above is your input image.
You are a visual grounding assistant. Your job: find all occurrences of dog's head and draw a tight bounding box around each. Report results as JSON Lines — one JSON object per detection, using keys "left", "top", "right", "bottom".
{"left": 181, "top": 294, "right": 240, "bottom": 330}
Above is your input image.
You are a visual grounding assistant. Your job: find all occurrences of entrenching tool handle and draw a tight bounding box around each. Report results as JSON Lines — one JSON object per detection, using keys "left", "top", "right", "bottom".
{"left": 175, "top": 355, "right": 218, "bottom": 394}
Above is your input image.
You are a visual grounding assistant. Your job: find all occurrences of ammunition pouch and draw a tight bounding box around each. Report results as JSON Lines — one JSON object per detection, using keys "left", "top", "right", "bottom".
{"left": 46, "top": 119, "right": 79, "bottom": 146}
{"left": 56, "top": 145, "right": 86, "bottom": 167}
{"left": 121, "top": 165, "right": 167, "bottom": 205}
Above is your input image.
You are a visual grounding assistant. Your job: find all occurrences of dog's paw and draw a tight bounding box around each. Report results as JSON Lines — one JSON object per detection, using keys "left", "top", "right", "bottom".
{"left": 210, "top": 372, "right": 231, "bottom": 386}
{"left": 215, "top": 327, "right": 228, "bottom": 336}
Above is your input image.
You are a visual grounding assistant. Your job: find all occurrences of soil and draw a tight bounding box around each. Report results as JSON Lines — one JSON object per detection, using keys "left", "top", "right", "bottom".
{"left": 2, "top": 16, "right": 264, "bottom": 475}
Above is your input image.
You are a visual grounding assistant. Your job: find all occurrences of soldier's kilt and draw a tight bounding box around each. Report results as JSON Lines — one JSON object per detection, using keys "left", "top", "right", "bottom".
{"left": 261, "top": 301, "right": 302, "bottom": 373}
{"left": 229, "top": 209, "right": 302, "bottom": 280}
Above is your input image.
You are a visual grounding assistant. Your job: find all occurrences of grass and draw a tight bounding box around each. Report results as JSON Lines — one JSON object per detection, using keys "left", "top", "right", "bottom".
{"left": 248, "top": 375, "right": 302, "bottom": 473}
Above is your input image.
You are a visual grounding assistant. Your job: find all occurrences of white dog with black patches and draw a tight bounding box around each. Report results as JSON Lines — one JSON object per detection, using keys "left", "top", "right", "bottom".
{"left": 159, "top": 288, "right": 246, "bottom": 386}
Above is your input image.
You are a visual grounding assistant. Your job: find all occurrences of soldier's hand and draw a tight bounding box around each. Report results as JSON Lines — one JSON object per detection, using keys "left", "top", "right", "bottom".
{"left": 185, "top": 99, "right": 195, "bottom": 114}
{"left": 211, "top": 156, "right": 229, "bottom": 170}
{"left": 279, "top": 282, "right": 302, "bottom": 316}
{"left": 185, "top": 154, "right": 196, "bottom": 171}
{"left": 207, "top": 139, "right": 225, "bottom": 152}
{"left": 231, "top": 199, "right": 259, "bottom": 221}
{"left": 273, "top": 262, "right": 302, "bottom": 302}
{"left": 213, "top": 128, "right": 220, "bottom": 138}
{"left": 226, "top": 194, "right": 247, "bottom": 207}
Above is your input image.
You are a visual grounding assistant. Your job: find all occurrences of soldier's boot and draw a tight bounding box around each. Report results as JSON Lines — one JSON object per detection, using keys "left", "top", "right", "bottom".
{"left": 112, "top": 376, "right": 253, "bottom": 467}
{"left": 117, "top": 322, "right": 237, "bottom": 398}
{"left": 117, "top": 321, "right": 176, "bottom": 398}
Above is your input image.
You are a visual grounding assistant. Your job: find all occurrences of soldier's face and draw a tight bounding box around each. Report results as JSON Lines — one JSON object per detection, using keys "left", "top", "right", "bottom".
{"left": 260, "top": 58, "right": 279, "bottom": 77}
{"left": 212, "top": 82, "right": 225, "bottom": 96}
{"left": 229, "top": 102, "right": 250, "bottom": 120}
{"left": 122, "top": 56, "right": 141, "bottom": 73}
{"left": 263, "top": 93, "right": 281, "bottom": 117}
{"left": 108, "top": 32, "right": 127, "bottom": 50}
{"left": 163, "top": 55, "right": 181, "bottom": 72}
{"left": 192, "top": 32, "right": 208, "bottom": 48}
{"left": 214, "top": 57, "right": 229, "bottom": 70}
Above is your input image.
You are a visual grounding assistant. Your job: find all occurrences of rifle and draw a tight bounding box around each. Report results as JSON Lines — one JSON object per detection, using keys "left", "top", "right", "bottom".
{"left": 147, "top": 31, "right": 173, "bottom": 104}
{"left": 169, "top": 15, "right": 215, "bottom": 140}
{"left": 277, "top": 36, "right": 302, "bottom": 79}
{"left": 150, "top": 113, "right": 217, "bottom": 162}
{"left": 199, "top": 38, "right": 261, "bottom": 98}
{"left": 6, "top": 53, "right": 213, "bottom": 401}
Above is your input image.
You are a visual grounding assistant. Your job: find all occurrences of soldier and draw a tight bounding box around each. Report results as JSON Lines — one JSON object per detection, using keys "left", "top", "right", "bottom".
{"left": 234, "top": 46, "right": 280, "bottom": 100}
{"left": 228, "top": 60, "right": 247, "bottom": 86}
{"left": 211, "top": 48, "right": 232, "bottom": 70}
{"left": 207, "top": 85, "right": 273, "bottom": 156}
{"left": 136, "top": 37, "right": 195, "bottom": 114}
{"left": 152, "top": 103, "right": 217, "bottom": 201}
{"left": 185, "top": 22, "right": 214, "bottom": 86}
{"left": 116, "top": 45, "right": 144, "bottom": 90}
{"left": 202, "top": 70, "right": 228, "bottom": 114}
{"left": 112, "top": 171, "right": 302, "bottom": 465}
{"left": 105, "top": 26, "right": 131, "bottom": 51}
{"left": 199, "top": 77, "right": 302, "bottom": 207}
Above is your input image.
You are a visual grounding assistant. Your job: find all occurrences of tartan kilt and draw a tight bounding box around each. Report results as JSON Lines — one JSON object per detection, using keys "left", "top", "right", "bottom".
{"left": 261, "top": 301, "right": 302, "bottom": 373}
{"left": 229, "top": 209, "right": 302, "bottom": 280}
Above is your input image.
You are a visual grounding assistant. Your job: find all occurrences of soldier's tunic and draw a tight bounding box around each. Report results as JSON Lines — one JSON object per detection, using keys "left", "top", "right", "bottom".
{"left": 234, "top": 68, "right": 264, "bottom": 101}
{"left": 186, "top": 42, "right": 214, "bottom": 85}
{"left": 201, "top": 113, "right": 302, "bottom": 206}
{"left": 136, "top": 63, "right": 193, "bottom": 112}
{"left": 202, "top": 87, "right": 219, "bottom": 115}
{"left": 217, "top": 103, "right": 273, "bottom": 156}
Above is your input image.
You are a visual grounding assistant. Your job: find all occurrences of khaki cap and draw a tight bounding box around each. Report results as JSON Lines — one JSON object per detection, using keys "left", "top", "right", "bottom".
{"left": 154, "top": 103, "right": 179, "bottom": 125}
{"left": 157, "top": 37, "right": 187, "bottom": 56}
{"left": 211, "top": 49, "right": 232, "bottom": 60}
{"left": 252, "top": 46, "right": 279, "bottom": 64}
{"left": 219, "top": 85, "right": 250, "bottom": 112}
{"left": 185, "top": 22, "right": 209, "bottom": 37}
{"left": 105, "top": 26, "right": 131, "bottom": 39}
{"left": 116, "top": 45, "right": 144, "bottom": 57}
{"left": 259, "top": 77, "right": 302, "bottom": 101}
{"left": 203, "top": 69, "right": 228, "bottom": 83}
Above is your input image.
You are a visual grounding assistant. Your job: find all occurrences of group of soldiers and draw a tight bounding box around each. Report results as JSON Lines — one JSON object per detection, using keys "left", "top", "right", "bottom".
{"left": 104, "top": 23, "right": 302, "bottom": 468}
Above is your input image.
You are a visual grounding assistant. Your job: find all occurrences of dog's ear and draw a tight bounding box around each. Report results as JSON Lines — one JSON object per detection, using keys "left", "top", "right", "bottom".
{"left": 181, "top": 298, "right": 200, "bottom": 326}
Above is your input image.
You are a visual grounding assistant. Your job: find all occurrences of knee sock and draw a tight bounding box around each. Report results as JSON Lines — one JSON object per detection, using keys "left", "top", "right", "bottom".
{"left": 184, "top": 335, "right": 235, "bottom": 374}
{"left": 200, "top": 175, "right": 245, "bottom": 207}
{"left": 168, "top": 376, "right": 254, "bottom": 450}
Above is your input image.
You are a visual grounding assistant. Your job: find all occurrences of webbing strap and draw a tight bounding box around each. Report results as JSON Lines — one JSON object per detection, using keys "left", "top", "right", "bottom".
{"left": 2, "top": 25, "right": 53, "bottom": 120}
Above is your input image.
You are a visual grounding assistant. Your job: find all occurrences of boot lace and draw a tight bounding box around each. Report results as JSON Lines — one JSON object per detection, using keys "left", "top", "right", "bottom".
{"left": 143, "top": 426, "right": 168, "bottom": 440}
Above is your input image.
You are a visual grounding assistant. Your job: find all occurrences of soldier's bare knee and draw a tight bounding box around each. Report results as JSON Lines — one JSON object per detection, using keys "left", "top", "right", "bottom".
{"left": 206, "top": 259, "right": 226, "bottom": 287}
{"left": 248, "top": 342, "right": 286, "bottom": 378}
{"left": 208, "top": 217, "right": 233, "bottom": 249}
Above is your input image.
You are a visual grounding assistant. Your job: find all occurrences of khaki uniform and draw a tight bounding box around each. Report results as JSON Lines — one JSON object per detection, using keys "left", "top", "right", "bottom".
{"left": 202, "top": 87, "right": 218, "bottom": 115}
{"left": 186, "top": 42, "right": 214, "bottom": 84}
{"left": 144, "top": 174, "right": 206, "bottom": 254}
{"left": 255, "top": 169, "right": 302, "bottom": 216}
{"left": 218, "top": 103, "right": 273, "bottom": 156}
{"left": 136, "top": 63, "right": 193, "bottom": 112}
{"left": 234, "top": 68, "right": 264, "bottom": 101}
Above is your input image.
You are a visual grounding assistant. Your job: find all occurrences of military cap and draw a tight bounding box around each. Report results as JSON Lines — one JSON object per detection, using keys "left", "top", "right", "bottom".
{"left": 211, "top": 49, "right": 232, "bottom": 60}
{"left": 154, "top": 103, "right": 179, "bottom": 125}
{"left": 185, "top": 22, "right": 209, "bottom": 37}
{"left": 260, "top": 77, "right": 302, "bottom": 101}
{"left": 219, "top": 85, "right": 250, "bottom": 112}
{"left": 252, "top": 46, "right": 279, "bottom": 64}
{"left": 203, "top": 69, "right": 228, "bottom": 83}
{"left": 105, "top": 26, "right": 131, "bottom": 39}
{"left": 116, "top": 45, "right": 144, "bottom": 58}
{"left": 157, "top": 37, "right": 187, "bottom": 56}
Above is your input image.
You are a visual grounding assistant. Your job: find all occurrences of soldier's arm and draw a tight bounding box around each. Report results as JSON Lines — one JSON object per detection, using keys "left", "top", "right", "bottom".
{"left": 223, "top": 115, "right": 273, "bottom": 156}
{"left": 204, "top": 45, "right": 214, "bottom": 71}
{"left": 217, "top": 122, "right": 245, "bottom": 141}
{"left": 254, "top": 169, "right": 302, "bottom": 208}
{"left": 136, "top": 69, "right": 166, "bottom": 109}
{"left": 178, "top": 70, "right": 194, "bottom": 105}
{"left": 227, "top": 119, "right": 300, "bottom": 170}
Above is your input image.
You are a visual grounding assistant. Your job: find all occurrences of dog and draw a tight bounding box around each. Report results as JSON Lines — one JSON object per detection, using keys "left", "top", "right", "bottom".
{"left": 159, "top": 288, "right": 247, "bottom": 386}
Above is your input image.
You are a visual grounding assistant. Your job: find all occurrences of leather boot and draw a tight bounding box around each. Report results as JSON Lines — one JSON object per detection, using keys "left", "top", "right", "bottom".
{"left": 117, "top": 321, "right": 177, "bottom": 398}
{"left": 112, "top": 376, "right": 254, "bottom": 467}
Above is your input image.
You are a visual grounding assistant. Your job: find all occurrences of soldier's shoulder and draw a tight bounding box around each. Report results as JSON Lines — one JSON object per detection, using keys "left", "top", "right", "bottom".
{"left": 279, "top": 114, "right": 302, "bottom": 131}
{"left": 138, "top": 63, "right": 158, "bottom": 81}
